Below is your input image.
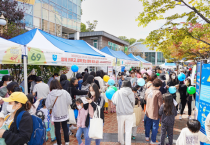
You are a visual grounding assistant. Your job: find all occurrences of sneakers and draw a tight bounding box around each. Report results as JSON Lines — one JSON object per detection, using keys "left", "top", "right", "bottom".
{"left": 68, "top": 130, "right": 73, "bottom": 136}
{"left": 188, "top": 116, "right": 192, "bottom": 120}
{"left": 145, "top": 137, "right": 149, "bottom": 142}
{"left": 132, "top": 136, "right": 136, "bottom": 140}
{"left": 150, "top": 141, "right": 160, "bottom": 145}
{"left": 65, "top": 142, "right": 69, "bottom": 145}
{"left": 70, "top": 125, "right": 77, "bottom": 130}
{"left": 51, "top": 137, "right": 56, "bottom": 142}
{"left": 179, "top": 116, "right": 182, "bottom": 120}
{"left": 177, "top": 110, "right": 180, "bottom": 114}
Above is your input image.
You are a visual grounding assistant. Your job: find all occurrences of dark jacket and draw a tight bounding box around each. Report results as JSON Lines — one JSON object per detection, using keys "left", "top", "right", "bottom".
{"left": 2, "top": 107, "right": 33, "bottom": 145}
{"left": 67, "top": 85, "right": 88, "bottom": 100}
{"left": 159, "top": 104, "right": 177, "bottom": 125}
{"left": 178, "top": 82, "right": 187, "bottom": 100}
{"left": 84, "top": 95, "right": 105, "bottom": 127}
{"left": 167, "top": 79, "right": 179, "bottom": 99}
{"left": 60, "top": 80, "right": 70, "bottom": 91}
{"left": 94, "top": 80, "right": 100, "bottom": 89}
{"left": 159, "top": 81, "right": 167, "bottom": 95}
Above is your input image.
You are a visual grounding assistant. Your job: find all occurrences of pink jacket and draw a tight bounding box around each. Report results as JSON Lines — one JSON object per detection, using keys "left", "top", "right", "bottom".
{"left": 77, "top": 108, "right": 88, "bottom": 128}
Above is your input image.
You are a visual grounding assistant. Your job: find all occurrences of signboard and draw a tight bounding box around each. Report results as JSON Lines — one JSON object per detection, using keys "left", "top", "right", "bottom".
{"left": 107, "top": 66, "right": 113, "bottom": 76}
{"left": 28, "top": 47, "right": 114, "bottom": 66}
{"left": 0, "top": 70, "right": 10, "bottom": 81}
{"left": 197, "top": 64, "right": 210, "bottom": 141}
{"left": 0, "top": 45, "right": 22, "bottom": 64}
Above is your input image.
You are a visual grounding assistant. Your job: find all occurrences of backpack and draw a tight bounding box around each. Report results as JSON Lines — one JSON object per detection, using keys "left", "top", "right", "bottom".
{"left": 16, "top": 111, "right": 46, "bottom": 145}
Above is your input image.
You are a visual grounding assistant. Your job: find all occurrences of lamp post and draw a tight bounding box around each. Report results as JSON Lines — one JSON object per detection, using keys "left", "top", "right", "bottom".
{"left": 0, "top": 12, "right": 7, "bottom": 35}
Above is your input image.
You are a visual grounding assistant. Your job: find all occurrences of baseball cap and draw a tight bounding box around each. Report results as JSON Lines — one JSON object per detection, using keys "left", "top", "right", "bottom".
{"left": 3, "top": 92, "right": 28, "bottom": 104}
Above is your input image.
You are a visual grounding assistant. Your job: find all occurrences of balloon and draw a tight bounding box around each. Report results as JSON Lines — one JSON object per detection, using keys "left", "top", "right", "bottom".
{"left": 129, "top": 68, "right": 132, "bottom": 71}
{"left": 147, "top": 70, "right": 152, "bottom": 76}
{"left": 141, "top": 69, "right": 146, "bottom": 74}
{"left": 137, "top": 78, "right": 145, "bottom": 86}
{"left": 169, "top": 86, "right": 176, "bottom": 94}
{"left": 103, "top": 75, "right": 110, "bottom": 82}
{"left": 71, "top": 65, "right": 79, "bottom": 72}
{"left": 187, "top": 86, "right": 196, "bottom": 95}
{"left": 109, "top": 86, "right": 118, "bottom": 92}
{"left": 105, "top": 88, "right": 116, "bottom": 100}
{"left": 178, "top": 73, "right": 186, "bottom": 81}
{"left": 108, "top": 79, "right": 115, "bottom": 86}
{"left": 156, "top": 73, "right": 160, "bottom": 76}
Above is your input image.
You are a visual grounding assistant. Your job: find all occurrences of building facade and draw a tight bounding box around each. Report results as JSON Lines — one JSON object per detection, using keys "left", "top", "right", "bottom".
{"left": 16, "top": 0, "right": 81, "bottom": 38}
{"left": 128, "top": 42, "right": 165, "bottom": 66}
{"left": 69, "top": 31, "right": 129, "bottom": 50}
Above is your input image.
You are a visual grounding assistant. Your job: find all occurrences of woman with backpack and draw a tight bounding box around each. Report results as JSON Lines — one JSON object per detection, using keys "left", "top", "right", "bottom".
{"left": 46, "top": 79, "right": 72, "bottom": 145}
{"left": 0, "top": 92, "right": 33, "bottom": 145}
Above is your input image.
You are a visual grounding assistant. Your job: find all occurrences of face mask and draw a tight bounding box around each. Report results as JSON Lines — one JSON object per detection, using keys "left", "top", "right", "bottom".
{"left": 6, "top": 81, "right": 12, "bottom": 85}
{"left": 172, "top": 76, "right": 176, "bottom": 79}
{"left": 7, "top": 104, "right": 16, "bottom": 113}
{"left": 77, "top": 105, "right": 82, "bottom": 110}
{"left": 55, "top": 77, "right": 59, "bottom": 80}
{"left": 143, "top": 77, "right": 147, "bottom": 80}
{"left": 185, "top": 83, "right": 189, "bottom": 86}
{"left": 90, "top": 91, "right": 95, "bottom": 96}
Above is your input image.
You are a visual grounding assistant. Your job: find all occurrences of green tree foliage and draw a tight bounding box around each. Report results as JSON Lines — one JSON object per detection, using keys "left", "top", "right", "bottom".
{"left": 118, "top": 36, "right": 129, "bottom": 43}
{"left": 81, "top": 20, "right": 98, "bottom": 32}
{"left": 136, "top": 0, "right": 210, "bottom": 60}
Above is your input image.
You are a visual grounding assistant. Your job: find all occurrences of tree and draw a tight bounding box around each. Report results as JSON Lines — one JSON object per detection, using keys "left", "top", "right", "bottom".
{"left": 136, "top": 0, "right": 210, "bottom": 60}
{"left": 137, "top": 38, "right": 145, "bottom": 43}
{"left": 129, "top": 38, "right": 137, "bottom": 45}
{"left": 118, "top": 36, "right": 129, "bottom": 43}
{"left": 0, "top": 0, "right": 25, "bottom": 23}
{"left": 80, "top": 20, "right": 98, "bottom": 32}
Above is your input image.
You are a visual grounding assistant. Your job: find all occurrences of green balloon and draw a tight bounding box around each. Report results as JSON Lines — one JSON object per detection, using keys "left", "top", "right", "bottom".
{"left": 156, "top": 73, "right": 160, "bottom": 76}
{"left": 187, "top": 86, "right": 196, "bottom": 95}
{"left": 109, "top": 86, "right": 118, "bottom": 92}
{"left": 129, "top": 68, "right": 132, "bottom": 71}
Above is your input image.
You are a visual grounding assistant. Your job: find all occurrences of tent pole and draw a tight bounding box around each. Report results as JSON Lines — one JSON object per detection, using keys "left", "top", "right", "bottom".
{"left": 24, "top": 45, "right": 28, "bottom": 95}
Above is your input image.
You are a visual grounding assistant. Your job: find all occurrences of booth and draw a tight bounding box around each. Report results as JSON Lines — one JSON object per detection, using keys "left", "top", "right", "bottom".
{"left": 128, "top": 53, "right": 152, "bottom": 69}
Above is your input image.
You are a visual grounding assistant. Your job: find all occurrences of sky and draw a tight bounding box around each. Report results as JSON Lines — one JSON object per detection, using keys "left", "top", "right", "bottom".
{"left": 81, "top": 0, "right": 191, "bottom": 40}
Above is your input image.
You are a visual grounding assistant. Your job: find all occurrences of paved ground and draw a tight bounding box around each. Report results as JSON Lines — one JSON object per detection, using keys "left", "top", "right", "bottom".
{"left": 46, "top": 105, "right": 192, "bottom": 145}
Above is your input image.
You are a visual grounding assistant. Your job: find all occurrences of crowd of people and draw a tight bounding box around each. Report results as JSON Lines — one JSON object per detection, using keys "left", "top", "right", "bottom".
{"left": 0, "top": 67, "right": 209, "bottom": 145}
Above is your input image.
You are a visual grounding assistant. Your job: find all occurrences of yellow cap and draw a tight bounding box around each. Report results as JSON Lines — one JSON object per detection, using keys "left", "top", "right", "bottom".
{"left": 3, "top": 92, "right": 28, "bottom": 104}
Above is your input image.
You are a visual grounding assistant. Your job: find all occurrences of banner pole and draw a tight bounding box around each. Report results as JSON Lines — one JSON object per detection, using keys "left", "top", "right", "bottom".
{"left": 23, "top": 45, "right": 28, "bottom": 95}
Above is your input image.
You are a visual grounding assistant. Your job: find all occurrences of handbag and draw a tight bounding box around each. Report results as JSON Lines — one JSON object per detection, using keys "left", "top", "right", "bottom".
{"left": 88, "top": 105, "right": 103, "bottom": 139}
{"left": 49, "top": 96, "right": 58, "bottom": 114}
{"left": 132, "top": 113, "right": 136, "bottom": 127}
{"left": 67, "top": 106, "right": 76, "bottom": 124}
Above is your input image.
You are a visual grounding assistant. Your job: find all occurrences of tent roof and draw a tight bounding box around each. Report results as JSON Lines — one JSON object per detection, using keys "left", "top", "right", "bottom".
{"left": 0, "top": 37, "right": 21, "bottom": 46}
{"left": 10, "top": 29, "right": 104, "bottom": 57}
{"left": 128, "top": 53, "right": 142, "bottom": 61}
{"left": 164, "top": 63, "right": 176, "bottom": 66}
{"left": 100, "top": 47, "right": 135, "bottom": 61}
{"left": 135, "top": 55, "right": 151, "bottom": 64}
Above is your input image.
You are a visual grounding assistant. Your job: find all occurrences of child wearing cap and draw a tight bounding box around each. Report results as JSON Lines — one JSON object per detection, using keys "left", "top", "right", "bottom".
{"left": 0, "top": 112, "right": 8, "bottom": 145}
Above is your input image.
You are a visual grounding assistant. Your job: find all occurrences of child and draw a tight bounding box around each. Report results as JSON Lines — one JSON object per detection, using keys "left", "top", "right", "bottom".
{"left": 27, "top": 94, "right": 42, "bottom": 115}
{"left": 132, "top": 87, "right": 140, "bottom": 107}
{"left": 76, "top": 98, "right": 88, "bottom": 145}
{"left": 40, "top": 99, "right": 56, "bottom": 142}
{"left": 176, "top": 119, "right": 210, "bottom": 145}
{"left": 132, "top": 98, "right": 142, "bottom": 140}
{"left": 0, "top": 112, "right": 8, "bottom": 145}
{"left": 159, "top": 93, "right": 177, "bottom": 145}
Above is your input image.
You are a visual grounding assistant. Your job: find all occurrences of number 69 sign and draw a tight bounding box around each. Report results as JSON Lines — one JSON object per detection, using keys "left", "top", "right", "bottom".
{"left": 28, "top": 47, "right": 46, "bottom": 65}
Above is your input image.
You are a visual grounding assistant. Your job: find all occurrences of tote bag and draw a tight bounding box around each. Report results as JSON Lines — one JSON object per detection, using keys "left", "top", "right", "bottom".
{"left": 89, "top": 105, "right": 103, "bottom": 139}
{"left": 67, "top": 106, "right": 76, "bottom": 124}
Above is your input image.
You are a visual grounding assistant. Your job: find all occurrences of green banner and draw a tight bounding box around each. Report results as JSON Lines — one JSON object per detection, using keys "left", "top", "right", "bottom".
{"left": 0, "top": 70, "right": 9, "bottom": 81}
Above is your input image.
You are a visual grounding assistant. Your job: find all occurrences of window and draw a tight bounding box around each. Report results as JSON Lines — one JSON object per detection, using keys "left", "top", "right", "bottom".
{"left": 56, "top": 14, "right": 62, "bottom": 25}
{"left": 145, "top": 52, "right": 155, "bottom": 65}
{"left": 77, "top": 6, "right": 80, "bottom": 15}
{"left": 49, "top": 11, "right": 55, "bottom": 22}
{"left": 24, "top": 14, "right": 33, "bottom": 28}
{"left": 33, "top": 1, "right": 41, "bottom": 17}
{"left": 68, "top": 0, "right": 72, "bottom": 11}
{"left": 67, "top": 19, "right": 72, "bottom": 28}
{"left": 93, "top": 40, "right": 98, "bottom": 49}
{"left": 43, "top": 0, "right": 49, "bottom": 3}
{"left": 56, "top": 24, "right": 62, "bottom": 37}
{"left": 157, "top": 52, "right": 165, "bottom": 65}
{"left": 49, "top": 22, "right": 55, "bottom": 35}
{"left": 51, "top": 0, "right": 57, "bottom": 3}
{"left": 34, "top": 17, "right": 41, "bottom": 29}
{"left": 108, "top": 41, "right": 122, "bottom": 51}
{"left": 42, "top": 9, "right": 49, "bottom": 20}
{"left": 73, "top": 3, "right": 77, "bottom": 13}
{"left": 49, "top": 2, "right": 56, "bottom": 12}
{"left": 42, "top": 19, "right": 49, "bottom": 32}
{"left": 42, "top": 2, "right": 49, "bottom": 9}
{"left": 62, "top": 17, "right": 67, "bottom": 27}
{"left": 25, "top": 4, "right": 33, "bottom": 15}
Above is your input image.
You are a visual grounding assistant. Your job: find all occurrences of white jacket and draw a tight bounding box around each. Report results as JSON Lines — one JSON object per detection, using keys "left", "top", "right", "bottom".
{"left": 95, "top": 76, "right": 106, "bottom": 92}
{"left": 176, "top": 127, "right": 210, "bottom": 145}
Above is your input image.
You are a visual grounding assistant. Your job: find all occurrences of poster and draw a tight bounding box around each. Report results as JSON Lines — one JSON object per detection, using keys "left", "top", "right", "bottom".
{"left": 0, "top": 70, "right": 10, "bottom": 81}
{"left": 107, "top": 66, "right": 113, "bottom": 76}
{"left": 197, "top": 64, "right": 210, "bottom": 142}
